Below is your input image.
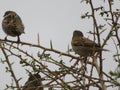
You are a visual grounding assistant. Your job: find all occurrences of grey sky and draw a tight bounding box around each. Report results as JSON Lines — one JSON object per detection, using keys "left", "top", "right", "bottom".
{"left": 0, "top": 0, "right": 119, "bottom": 90}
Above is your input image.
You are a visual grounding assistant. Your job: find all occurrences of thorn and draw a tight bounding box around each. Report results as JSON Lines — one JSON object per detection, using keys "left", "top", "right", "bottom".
{"left": 67, "top": 44, "right": 70, "bottom": 54}
{"left": 50, "top": 40, "right": 53, "bottom": 49}
{"left": 37, "top": 33, "right": 40, "bottom": 46}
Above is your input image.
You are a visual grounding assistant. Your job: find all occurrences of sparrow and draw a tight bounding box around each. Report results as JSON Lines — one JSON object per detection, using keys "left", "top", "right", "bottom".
{"left": 71, "top": 30, "right": 105, "bottom": 57}
{"left": 2, "top": 10, "right": 24, "bottom": 42}
{"left": 22, "top": 73, "right": 43, "bottom": 90}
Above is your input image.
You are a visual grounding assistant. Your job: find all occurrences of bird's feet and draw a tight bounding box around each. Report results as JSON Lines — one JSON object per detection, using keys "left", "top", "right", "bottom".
{"left": 4, "top": 36, "right": 8, "bottom": 41}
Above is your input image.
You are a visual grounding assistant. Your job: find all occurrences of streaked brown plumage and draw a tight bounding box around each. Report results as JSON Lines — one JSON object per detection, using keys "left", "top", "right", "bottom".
{"left": 22, "top": 74, "right": 43, "bottom": 90}
{"left": 2, "top": 10, "right": 24, "bottom": 42}
{"left": 71, "top": 30, "right": 104, "bottom": 57}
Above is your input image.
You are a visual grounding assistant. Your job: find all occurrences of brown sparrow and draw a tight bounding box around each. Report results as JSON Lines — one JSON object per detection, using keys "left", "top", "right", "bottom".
{"left": 71, "top": 30, "right": 105, "bottom": 57}
{"left": 22, "top": 73, "right": 43, "bottom": 90}
{"left": 2, "top": 11, "right": 24, "bottom": 42}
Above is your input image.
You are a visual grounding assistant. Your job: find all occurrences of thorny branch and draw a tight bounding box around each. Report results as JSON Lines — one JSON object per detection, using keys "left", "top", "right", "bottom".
{"left": 0, "top": 37, "right": 119, "bottom": 90}
{"left": 0, "top": 43, "right": 20, "bottom": 90}
{"left": 0, "top": 0, "right": 120, "bottom": 90}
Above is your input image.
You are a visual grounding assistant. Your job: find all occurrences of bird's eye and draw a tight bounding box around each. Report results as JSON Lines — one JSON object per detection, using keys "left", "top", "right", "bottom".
{"left": 7, "top": 15, "right": 12, "bottom": 19}
{"left": 5, "top": 15, "right": 15, "bottom": 21}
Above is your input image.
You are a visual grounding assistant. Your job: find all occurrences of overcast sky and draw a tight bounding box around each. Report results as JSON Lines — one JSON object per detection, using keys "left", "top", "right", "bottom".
{"left": 0, "top": 0, "right": 120, "bottom": 90}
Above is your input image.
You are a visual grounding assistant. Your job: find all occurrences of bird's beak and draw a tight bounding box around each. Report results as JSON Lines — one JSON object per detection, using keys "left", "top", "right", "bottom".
{"left": 3, "top": 14, "right": 6, "bottom": 17}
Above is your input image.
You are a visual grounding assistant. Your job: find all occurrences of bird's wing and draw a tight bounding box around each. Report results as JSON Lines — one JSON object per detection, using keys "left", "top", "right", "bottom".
{"left": 14, "top": 15, "right": 25, "bottom": 33}
{"left": 81, "top": 37, "right": 100, "bottom": 47}
{"left": 71, "top": 37, "right": 84, "bottom": 46}
{"left": 72, "top": 36, "right": 100, "bottom": 47}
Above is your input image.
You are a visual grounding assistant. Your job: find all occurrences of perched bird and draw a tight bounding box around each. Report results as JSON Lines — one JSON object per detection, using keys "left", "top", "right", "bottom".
{"left": 22, "top": 73, "right": 43, "bottom": 90}
{"left": 2, "top": 10, "right": 24, "bottom": 42}
{"left": 71, "top": 30, "right": 105, "bottom": 57}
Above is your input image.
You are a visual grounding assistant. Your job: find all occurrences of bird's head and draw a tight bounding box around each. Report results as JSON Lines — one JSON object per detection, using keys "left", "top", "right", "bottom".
{"left": 3, "top": 11, "right": 16, "bottom": 18}
{"left": 73, "top": 30, "right": 84, "bottom": 37}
